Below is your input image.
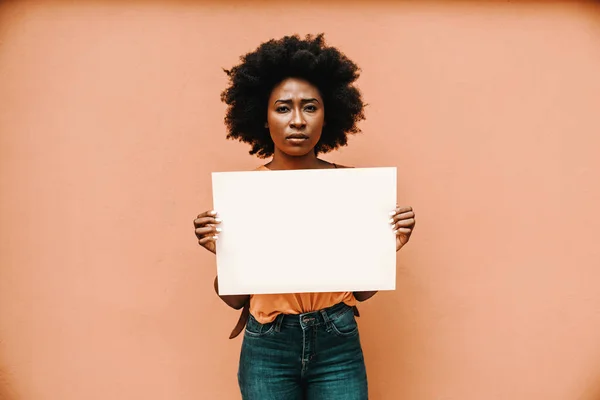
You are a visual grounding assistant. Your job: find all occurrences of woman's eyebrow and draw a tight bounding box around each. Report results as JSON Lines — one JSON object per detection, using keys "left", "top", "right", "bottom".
{"left": 274, "top": 98, "right": 320, "bottom": 105}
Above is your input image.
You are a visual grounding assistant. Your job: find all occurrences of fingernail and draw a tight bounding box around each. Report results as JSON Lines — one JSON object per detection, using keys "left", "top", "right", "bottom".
{"left": 213, "top": 235, "right": 219, "bottom": 240}
{"left": 393, "top": 230, "right": 398, "bottom": 235}
{"left": 215, "top": 228, "right": 222, "bottom": 233}
{"left": 209, "top": 210, "right": 217, "bottom": 216}
{"left": 215, "top": 218, "right": 222, "bottom": 223}
{"left": 389, "top": 211, "right": 396, "bottom": 216}
{"left": 388, "top": 218, "right": 394, "bottom": 224}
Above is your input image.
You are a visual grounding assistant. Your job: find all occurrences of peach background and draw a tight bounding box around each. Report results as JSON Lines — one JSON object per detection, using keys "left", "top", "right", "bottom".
{"left": 1, "top": 1, "right": 600, "bottom": 399}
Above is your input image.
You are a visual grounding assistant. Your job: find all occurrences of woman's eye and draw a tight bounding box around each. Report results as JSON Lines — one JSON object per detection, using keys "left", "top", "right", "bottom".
{"left": 305, "top": 105, "right": 317, "bottom": 112}
{"left": 276, "top": 106, "right": 289, "bottom": 112}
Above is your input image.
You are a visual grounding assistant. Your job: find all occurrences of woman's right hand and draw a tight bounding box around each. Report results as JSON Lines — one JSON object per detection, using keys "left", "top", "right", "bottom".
{"left": 193, "top": 210, "right": 222, "bottom": 254}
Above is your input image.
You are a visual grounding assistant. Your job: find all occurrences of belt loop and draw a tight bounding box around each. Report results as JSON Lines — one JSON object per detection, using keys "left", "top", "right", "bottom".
{"left": 320, "top": 309, "right": 333, "bottom": 333}
{"left": 274, "top": 313, "right": 284, "bottom": 332}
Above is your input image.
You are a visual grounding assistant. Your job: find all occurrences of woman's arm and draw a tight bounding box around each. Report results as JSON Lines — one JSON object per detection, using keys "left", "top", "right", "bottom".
{"left": 214, "top": 276, "right": 250, "bottom": 310}
{"left": 194, "top": 211, "right": 249, "bottom": 309}
{"left": 354, "top": 205, "right": 414, "bottom": 303}
{"left": 353, "top": 291, "right": 378, "bottom": 302}
{"left": 338, "top": 164, "right": 379, "bottom": 303}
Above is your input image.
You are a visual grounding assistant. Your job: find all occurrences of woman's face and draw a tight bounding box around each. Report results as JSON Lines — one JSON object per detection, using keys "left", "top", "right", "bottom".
{"left": 266, "top": 77, "right": 325, "bottom": 157}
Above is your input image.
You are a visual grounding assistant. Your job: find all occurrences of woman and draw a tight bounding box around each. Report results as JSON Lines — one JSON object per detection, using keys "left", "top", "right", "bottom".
{"left": 193, "top": 34, "right": 416, "bottom": 400}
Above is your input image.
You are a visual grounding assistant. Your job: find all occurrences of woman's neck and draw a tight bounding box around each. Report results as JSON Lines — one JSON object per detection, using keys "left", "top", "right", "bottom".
{"left": 266, "top": 150, "right": 329, "bottom": 171}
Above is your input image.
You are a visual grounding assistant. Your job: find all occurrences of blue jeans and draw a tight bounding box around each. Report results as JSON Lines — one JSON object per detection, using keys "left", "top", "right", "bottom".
{"left": 238, "top": 302, "right": 368, "bottom": 399}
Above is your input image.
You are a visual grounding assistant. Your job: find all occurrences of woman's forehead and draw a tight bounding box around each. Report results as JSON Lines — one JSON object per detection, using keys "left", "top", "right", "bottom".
{"left": 270, "top": 78, "right": 321, "bottom": 98}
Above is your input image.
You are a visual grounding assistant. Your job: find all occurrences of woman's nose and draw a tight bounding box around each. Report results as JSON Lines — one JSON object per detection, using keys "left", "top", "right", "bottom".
{"left": 290, "top": 110, "right": 306, "bottom": 128}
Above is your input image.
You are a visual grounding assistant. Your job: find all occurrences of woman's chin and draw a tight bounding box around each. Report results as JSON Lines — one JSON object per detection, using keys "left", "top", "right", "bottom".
{"left": 280, "top": 146, "right": 315, "bottom": 158}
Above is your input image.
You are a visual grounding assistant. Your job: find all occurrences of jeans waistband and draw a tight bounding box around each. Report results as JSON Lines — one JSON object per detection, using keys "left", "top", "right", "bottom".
{"left": 272, "top": 302, "right": 352, "bottom": 330}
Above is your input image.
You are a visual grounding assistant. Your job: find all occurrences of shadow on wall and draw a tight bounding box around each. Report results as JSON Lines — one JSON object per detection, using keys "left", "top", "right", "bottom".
{"left": 0, "top": 365, "right": 19, "bottom": 400}
{"left": 583, "top": 381, "right": 600, "bottom": 400}
{"left": 580, "top": 366, "right": 600, "bottom": 400}
{"left": 5, "top": 0, "right": 595, "bottom": 6}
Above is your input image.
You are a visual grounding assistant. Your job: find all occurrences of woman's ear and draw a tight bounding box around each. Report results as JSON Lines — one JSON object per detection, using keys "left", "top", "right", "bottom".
{"left": 264, "top": 122, "right": 269, "bottom": 128}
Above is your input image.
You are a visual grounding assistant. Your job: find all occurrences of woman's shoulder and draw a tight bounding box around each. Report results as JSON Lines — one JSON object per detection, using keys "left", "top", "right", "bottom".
{"left": 253, "top": 163, "right": 353, "bottom": 171}
{"left": 333, "top": 163, "right": 353, "bottom": 169}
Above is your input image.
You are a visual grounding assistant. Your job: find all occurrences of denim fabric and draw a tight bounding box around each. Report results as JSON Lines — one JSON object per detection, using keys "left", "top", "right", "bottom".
{"left": 238, "top": 302, "right": 368, "bottom": 400}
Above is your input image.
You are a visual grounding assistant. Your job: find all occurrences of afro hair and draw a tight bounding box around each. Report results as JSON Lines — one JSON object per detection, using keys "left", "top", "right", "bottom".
{"left": 220, "top": 33, "right": 366, "bottom": 158}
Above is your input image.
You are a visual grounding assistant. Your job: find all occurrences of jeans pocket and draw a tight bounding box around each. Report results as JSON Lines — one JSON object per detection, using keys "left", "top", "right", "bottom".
{"left": 330, "top": 308, "right": 359, "bottom": 337}
{"left": 244, "top": 314, "right": 275, "bottom": 337}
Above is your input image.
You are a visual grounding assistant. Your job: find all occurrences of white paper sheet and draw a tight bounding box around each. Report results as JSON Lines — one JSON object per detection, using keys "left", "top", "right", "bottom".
{"left": 211, "top": 167, "right": 397, "bottom": 295}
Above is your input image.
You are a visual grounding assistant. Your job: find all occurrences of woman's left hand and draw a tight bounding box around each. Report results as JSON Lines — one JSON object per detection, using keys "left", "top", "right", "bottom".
{"left": 390, "top": 206, "right": 415, "bottom": 251}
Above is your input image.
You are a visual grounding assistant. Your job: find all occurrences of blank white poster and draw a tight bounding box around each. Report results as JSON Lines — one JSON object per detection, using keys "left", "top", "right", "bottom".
{"left": 211, "top": 167, "right": 397, "bottom": 295}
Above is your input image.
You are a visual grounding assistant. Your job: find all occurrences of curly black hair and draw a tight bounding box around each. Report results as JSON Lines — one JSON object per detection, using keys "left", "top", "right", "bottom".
{"left": 220, "top": 33, "right": 366, "bottom": 158}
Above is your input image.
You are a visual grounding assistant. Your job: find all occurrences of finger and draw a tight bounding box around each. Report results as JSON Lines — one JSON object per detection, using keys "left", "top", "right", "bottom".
{"left": 197, "top": 210, "right": 218, "bottom": 219}
{"left": 393, "top": 228, "right": 412, "bottom": 235}
{"left": 388, "top": 206, "right": 413, "bottom": 216}
{"left": 195, "top": 226, "right": 221, "bottom": 238}
{"left": 198, "top": 235, "right": 219, "bottom": 245}
{"left": 194, "top": 216, "right": 222, "bottom": 228}
{"left": 390, "top": 211, "right": 415, "bottom": 223}
{"left": 393, "top": 218, "right": 415, "bottom": 229}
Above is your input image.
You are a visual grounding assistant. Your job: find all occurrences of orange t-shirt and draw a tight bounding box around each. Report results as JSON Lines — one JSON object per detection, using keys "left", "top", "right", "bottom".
{"left": 249, "top": 164, "right": 357, "bottom": 324}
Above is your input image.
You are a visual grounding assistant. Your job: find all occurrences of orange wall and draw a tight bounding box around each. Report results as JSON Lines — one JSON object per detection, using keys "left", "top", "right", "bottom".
{"left": 1, "top": 1, "right": 600, "bottom": 399}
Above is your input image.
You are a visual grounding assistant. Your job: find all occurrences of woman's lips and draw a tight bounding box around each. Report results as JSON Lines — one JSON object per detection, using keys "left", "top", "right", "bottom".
{"left": 285, "top": 133, "right": 309, "bottom": 144}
